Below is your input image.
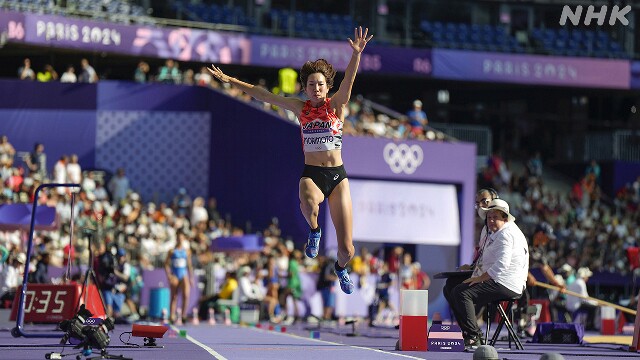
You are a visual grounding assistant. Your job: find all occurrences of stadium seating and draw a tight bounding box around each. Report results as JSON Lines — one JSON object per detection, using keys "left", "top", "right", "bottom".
{"left": 419, "top": 20, "right": 628, "bottom": 59}
{"left": 3, "top": 0, "right": 147, "bottom": 17}
{"left": 529, "top": 28, "right": 628, "bottom": 59}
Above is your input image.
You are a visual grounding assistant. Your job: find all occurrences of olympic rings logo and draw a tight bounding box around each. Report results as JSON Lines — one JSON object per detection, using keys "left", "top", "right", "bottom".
{"left": 383, "top": 143, "right": 424, "bottom": 174}
{"left": 84, "top": 318, "right": 103, "bottom": 325}
{"left": 441, "top": 325, "right": 450, "bottom": 331}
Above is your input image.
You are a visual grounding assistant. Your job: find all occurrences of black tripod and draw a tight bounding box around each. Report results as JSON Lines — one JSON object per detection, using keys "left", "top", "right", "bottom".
{"left": 74, "top": 229, "right": 108, "bottom": 318}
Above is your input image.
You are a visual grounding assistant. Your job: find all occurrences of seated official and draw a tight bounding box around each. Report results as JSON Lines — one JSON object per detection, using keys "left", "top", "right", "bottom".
{"left": 451, "top": 199, "right": 529, "bottom": 347}
{"left": 443, "top": 188, "right": 498, "bottom": 323}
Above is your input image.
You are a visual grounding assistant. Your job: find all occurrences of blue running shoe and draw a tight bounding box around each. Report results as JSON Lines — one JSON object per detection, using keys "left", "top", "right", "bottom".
{"left": 304, "top": 228, "right": 321, "bottom": 258}
{"left": 335, "top": 267, "right": 354, "bottom": 294}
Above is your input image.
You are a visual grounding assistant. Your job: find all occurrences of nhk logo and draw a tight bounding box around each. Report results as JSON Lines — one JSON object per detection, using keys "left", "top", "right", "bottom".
{"left": 559, "top": 5, "right": 631, "bottom": 26}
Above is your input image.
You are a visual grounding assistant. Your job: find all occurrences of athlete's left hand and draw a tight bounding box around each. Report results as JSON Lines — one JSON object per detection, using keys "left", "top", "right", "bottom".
{"left": 349, "top": 26, "right": 374, "bottom": 54}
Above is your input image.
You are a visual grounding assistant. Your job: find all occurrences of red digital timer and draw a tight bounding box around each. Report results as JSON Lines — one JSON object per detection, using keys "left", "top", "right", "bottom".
{"left": 10, "top": 284, "right": 105, "bottom": 323}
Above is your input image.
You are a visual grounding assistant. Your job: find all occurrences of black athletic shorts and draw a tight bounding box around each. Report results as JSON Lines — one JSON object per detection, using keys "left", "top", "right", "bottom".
{"left": 301, "top": 164, "right": 348, "bottom": 198}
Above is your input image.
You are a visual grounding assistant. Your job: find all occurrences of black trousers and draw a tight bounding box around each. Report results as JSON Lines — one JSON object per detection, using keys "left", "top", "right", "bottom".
{"left": 443, "top": 275, "right": 470, "bottom": 323}
{"left": 452, "top": 279, "right": 520, "bottom": 338}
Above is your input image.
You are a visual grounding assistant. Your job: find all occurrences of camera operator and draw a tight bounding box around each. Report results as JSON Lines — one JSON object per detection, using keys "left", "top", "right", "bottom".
{"left": 97, "top": 246, "right": 130, "bottom": 320}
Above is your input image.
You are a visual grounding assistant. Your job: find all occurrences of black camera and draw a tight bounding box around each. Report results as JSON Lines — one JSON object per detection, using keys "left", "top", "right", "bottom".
{"left": 59, "top": 305, "right": 93, "bottom": 344}
{"left": 81, "top": 317, "right": 115, "bottom": 350}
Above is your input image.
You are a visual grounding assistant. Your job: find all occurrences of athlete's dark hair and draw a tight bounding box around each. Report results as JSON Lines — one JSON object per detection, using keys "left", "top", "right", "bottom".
{"left": 299, "top": 59, "right": 337, "bottom": 89}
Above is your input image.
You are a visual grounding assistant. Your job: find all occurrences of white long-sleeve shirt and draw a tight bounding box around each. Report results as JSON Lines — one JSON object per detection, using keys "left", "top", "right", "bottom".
{"left": 476, "top": 221, "right": 529, "bottom": 294}
{"left": 566, "top": 278, "right": 597, "bottom": 312}
{"left": 239, "top": 276, "right": 264, "bottom": 302}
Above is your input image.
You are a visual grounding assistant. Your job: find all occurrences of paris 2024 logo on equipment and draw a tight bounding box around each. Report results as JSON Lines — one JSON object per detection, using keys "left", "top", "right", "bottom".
{"left": 383, "top": 143, "right": 423, "bottom": 174}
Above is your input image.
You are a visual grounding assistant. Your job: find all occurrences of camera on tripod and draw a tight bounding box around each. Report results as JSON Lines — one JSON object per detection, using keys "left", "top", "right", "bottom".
{"left": 59, "top": 305, "right": 115, "bottom": 350}
{"left": 59, "top": 305, "right": 93, "bottom": 344}
{"left": 81, "top": 317, "right": 115, "bottom": 350}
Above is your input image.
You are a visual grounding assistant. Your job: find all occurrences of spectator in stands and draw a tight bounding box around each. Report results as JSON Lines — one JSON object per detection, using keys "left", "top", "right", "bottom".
{"left": 207, "top": 27, "right": 374, "bottom": 295}
{"left": 66, "top": 154, "right": 82, "bottom": 185}
{"left": 36, "top": 64, "right": 58, "bottom": 82}
{"left": 190, "top": 196, "right": 208, "bottom": 227}
{"left": 207, "top": 197, "right": 221, "bottom": 224}
{"left": 278, "top": 66, "right": 298, "bottom": 96}
{"left": 53, "top": 155, "right": 68, "bottom": 195}
{"left": 451, "top": 199, "right": 529, "bottom": 347}
{"left": 81, "top": 171, "right": 96, "bottom": 193}
{"left": 400, "top": 252, "right": 414, "bottom": 289}
{"left": 0, "top": 253, "right": 25, "bottom": 306}
{"left": 18, "top": 58, "right": 35, "bottom": 81}
{"left": 565, "top": 267, "right": 598, "bottom": 330}
{"left": 157, "top": 59, "right": 181, "bottom": 84}
{"left": 407, "top": 99, "right": 428, "bottom": 138}
{"left": 31, "top": 251, "right": 51, "bottom": 284}
{"left": 108, "top": 168, "right": 130, "bottom": 204}
{"left": 527, "top": 151, "right": 543, "bottom": 178}
{"left": 0, "top": 136, "right": 15, "bottom": 166}
{"left": 173, "top": 187, "right": 192, "bottom": 217}
{"left": 134, "top": 61, "right": 150, "bottom": 83}
{"left": 93, "top": 180, "right": 108, "bottom": 201}
{"left": 182, "top": 68, "right": 195, "bottom": 86}
{"left": 165, "top": 230, "right": 194, "bottom": 323}
{"left": 24, "top": 142, "right": 47, "bottom": 181}
{"left": 60, "top": 65, "right": 77, "bottom": 83}
{"left": 78, "top": 58, "right": 98, "bottom": 83}
{"left": 585, "top": 160, "right": 601, "bottom": 185}
{"left": 413, "top": 262, "right": 430, "bottom": 290}
{"left": 387, "top": 246, "right": 403, "bottom": 274}
{"left": 195, "top": 66, "right": 213, "bottom": 87}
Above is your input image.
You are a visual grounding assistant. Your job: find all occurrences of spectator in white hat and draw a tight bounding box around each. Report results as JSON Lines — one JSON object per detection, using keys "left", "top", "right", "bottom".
{"left": 407, "top": 99, "right": 428, "bottom": 138}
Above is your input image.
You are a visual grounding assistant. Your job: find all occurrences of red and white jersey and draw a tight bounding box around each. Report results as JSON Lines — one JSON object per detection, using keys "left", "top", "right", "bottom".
{"left": 299, "top": 98, "right": 343, "bottom": 152}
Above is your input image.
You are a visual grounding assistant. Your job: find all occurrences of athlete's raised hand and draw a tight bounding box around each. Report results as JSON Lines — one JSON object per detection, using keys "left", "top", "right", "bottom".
{"left": 348, "top": 26, "right": 373, "bottom": 54}
{"left": 207, "top": 65, "right": 231, "bottom": 83}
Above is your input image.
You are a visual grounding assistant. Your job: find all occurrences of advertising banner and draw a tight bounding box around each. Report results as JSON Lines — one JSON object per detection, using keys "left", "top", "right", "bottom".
{"left": 250, "top": 35, "right": 431, "bottom": 75}
{"left": 0, "top": 10, "right": 251, "bottom": 63}
{"left": 433, "top": 49, "right": 630, "bottom": 89}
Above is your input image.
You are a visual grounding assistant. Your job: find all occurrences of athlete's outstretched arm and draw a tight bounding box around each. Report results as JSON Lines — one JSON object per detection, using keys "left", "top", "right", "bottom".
{"left": 331, "top": 27, "right": 373, "bottom": 108}
{"left": 208, "top": 65, "right": 303, "bottom": 113}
